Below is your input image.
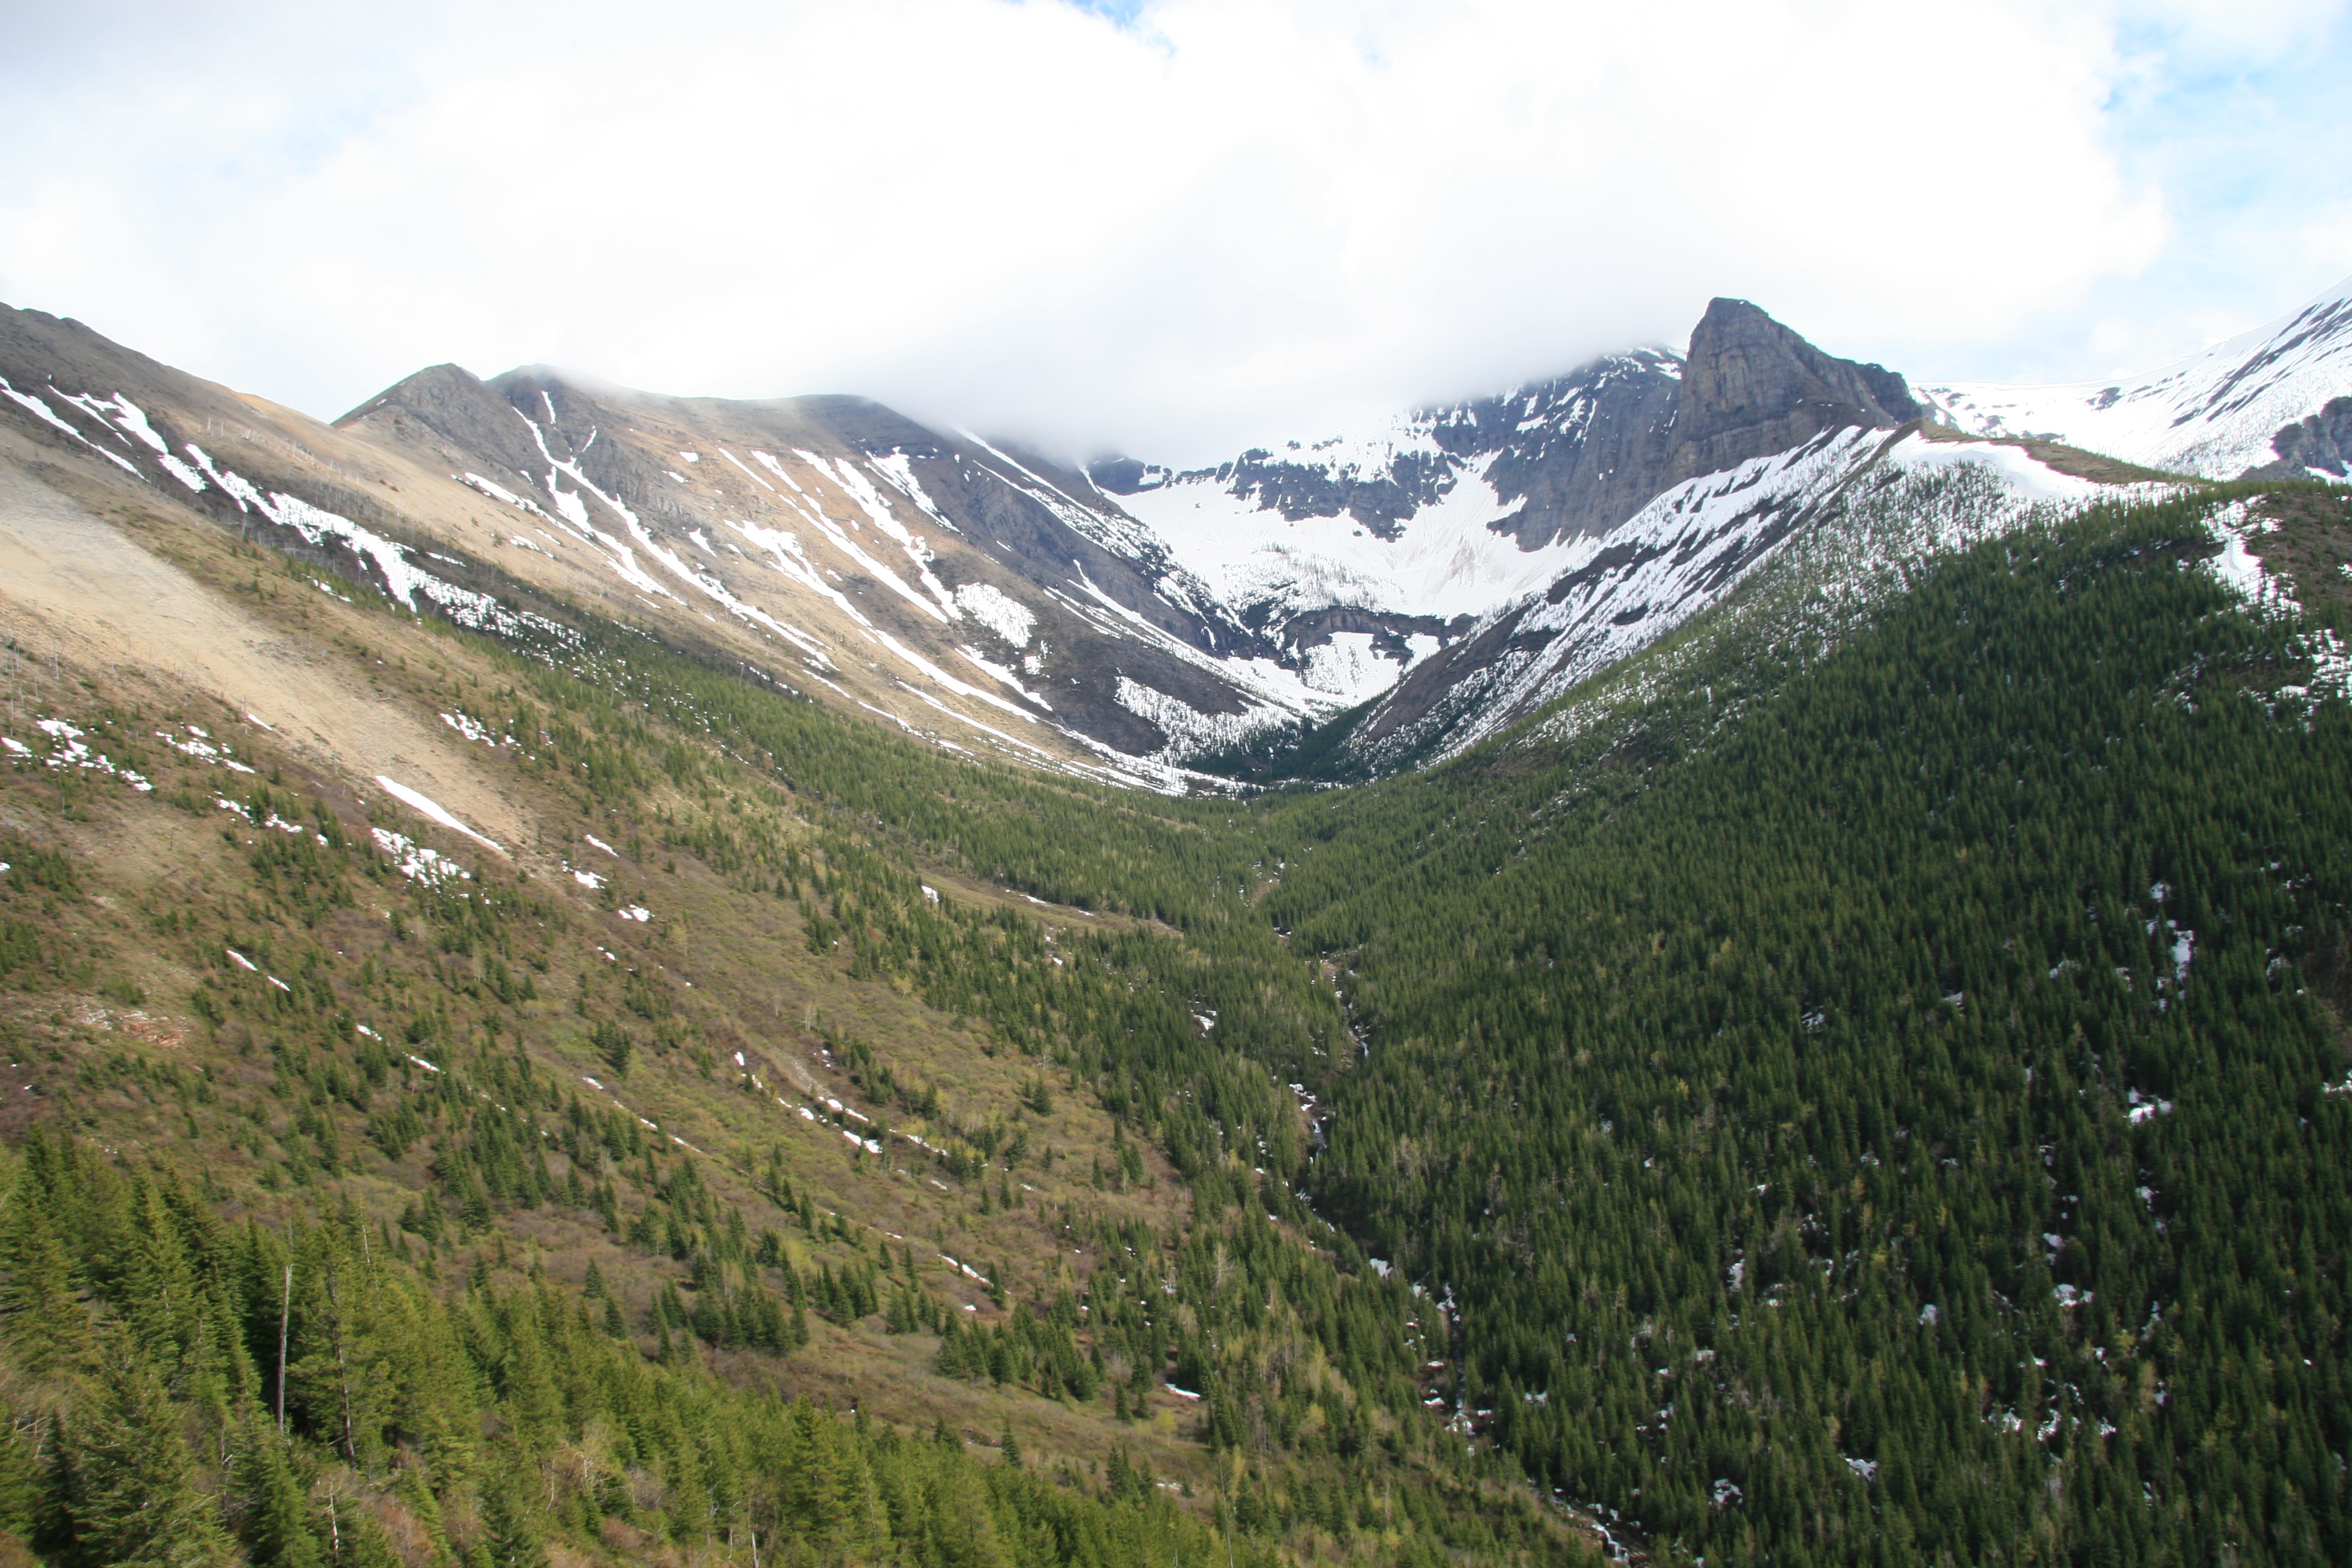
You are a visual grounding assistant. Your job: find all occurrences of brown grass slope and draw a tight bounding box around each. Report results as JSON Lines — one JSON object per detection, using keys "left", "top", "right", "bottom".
{"left": 0, "top": 418, "right": 1591, "bottom": 1564}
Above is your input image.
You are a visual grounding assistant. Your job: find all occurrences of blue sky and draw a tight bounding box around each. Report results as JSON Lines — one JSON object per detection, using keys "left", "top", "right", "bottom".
{"left": 1991, "top": 2, "right": 2352, "bottom": 381}
{"left": 1, "top": 0, "right": 2345, "bottom": 460}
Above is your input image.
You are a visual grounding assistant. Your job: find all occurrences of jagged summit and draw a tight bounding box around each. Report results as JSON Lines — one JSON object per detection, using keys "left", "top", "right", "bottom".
{"left": 7, "top": 279, "right": 2345, "bottom": 787}
{"left": 1670, "top": 297, "right": 1920, "bottom": 483}
{"left": 1096, "top": 299, "right": 1926, "bottom": 701}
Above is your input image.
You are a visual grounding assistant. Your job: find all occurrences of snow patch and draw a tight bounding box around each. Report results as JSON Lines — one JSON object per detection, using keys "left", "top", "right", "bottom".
{"left": 952, "top": 582, "right": 1036, "bottom": 646}
{"left": 1114, "top": 677, "right": 1295, "bottom": 762}
{"left": 370, "top": 827, "right": 469, "bottom": 885}
{"left": 373, "top": 776, "right": 505, "bottom": 855}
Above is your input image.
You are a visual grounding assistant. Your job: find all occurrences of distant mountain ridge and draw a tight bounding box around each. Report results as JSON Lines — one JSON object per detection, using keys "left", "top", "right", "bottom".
{"left": 1097, "top": 298, "right": 1918, "bottom": 551}
{"left": 0, "top": 293, "right": 1937, "bottom": 783}
{"left": 1918, "top": 273, "right": 2352, "bottom": 479}
{"left": 3, "top": 279, "right": 2345, "bottom": 785}
{"left": 1082, "top": 299, "right": 1928, "bottom": 756}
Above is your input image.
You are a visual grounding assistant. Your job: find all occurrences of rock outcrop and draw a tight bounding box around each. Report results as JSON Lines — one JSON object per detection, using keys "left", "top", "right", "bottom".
{"left": 1665, "top": 298, "right": 1920, "bottom": 487}
{"left": 2249, "top": 395, "right": 2352, "bottom": 480}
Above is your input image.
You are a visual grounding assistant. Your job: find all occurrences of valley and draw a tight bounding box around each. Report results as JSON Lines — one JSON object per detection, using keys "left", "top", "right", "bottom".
{"left": 0, "top": 275, "right": 2348, "bottom": 1567}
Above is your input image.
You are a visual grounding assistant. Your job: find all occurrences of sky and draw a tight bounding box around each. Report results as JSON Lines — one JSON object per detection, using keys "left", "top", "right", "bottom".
{"left": 2, "top": 0, "right": 2348, "bottom": 464}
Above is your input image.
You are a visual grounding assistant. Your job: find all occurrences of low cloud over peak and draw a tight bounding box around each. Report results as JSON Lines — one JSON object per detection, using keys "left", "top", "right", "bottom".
{"left": 3, "top": 0, "right": 2345, "bottom": 464}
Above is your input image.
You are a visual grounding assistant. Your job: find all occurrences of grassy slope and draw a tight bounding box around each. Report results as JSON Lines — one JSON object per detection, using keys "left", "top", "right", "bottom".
{"left": 16, "top": 414, "right": 2348, "bottom": 1568}
{"left": 0, "top": 467, "right": 1580, "bottom": 1565}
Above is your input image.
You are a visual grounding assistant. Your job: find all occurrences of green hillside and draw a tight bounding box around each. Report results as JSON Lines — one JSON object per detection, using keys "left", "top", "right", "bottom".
{"left": 1263, "top": 484, "right": 2352, "bottom": 1564}
{"left": 2, "top": 475, "right": 2349, "bottom": 1565}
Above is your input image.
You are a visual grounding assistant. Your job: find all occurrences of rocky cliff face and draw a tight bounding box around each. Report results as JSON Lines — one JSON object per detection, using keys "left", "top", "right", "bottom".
{"left": 1666, "top": 298, "right": 1921, "bottom": 485}
{"left": 1100, "top": 301, "right": 1918, "bottom": 559}
{"left": 2250, "top": 395, "right": 2352, "bottom": 480}
{"left": 1099, "top": 348, "right": 1690, "bottom": 549}
{"left": 1093, "top": 301, "right": 1926, "bottom": 729}
{"left": 1469, "top": 352, "right": 1688, "bottom": 548}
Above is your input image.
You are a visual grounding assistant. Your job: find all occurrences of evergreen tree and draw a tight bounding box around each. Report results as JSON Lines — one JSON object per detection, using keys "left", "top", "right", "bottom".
{"left": 63, "top": 1349, "right": 237, "bottom": 1567}
{"left": 227, "top": 1414, "right": 323, "bottom": 1568}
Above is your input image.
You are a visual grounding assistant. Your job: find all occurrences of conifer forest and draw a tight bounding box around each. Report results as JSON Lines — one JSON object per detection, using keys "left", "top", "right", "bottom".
{"left": 2, "top": 459, "right": 2348, "bottom": 1568}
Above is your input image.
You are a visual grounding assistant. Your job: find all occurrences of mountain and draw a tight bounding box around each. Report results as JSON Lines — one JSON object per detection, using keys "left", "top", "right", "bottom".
{"left": 1918, "top": 273, "right": 2352, "bottom": 479}
{"left": 1091, "top": 299, "right": 1924, "bottom": 720}
{"left": 3, "top": 277, "right": 2351, "bottom": 1568}
{"left": 1090, "top": 284, "right": 2352, "bottom": 777}
{"left": 0, "top": 295, "right": 1945, "bottom": 787}
{"left": 1146, "top": 302, "right": 2137, "bottom": 777}
{"left": 5, "top": 273, "right": 2349, "bottom": 802}
{"left": 338, "top": 361, "right": 1298, "bottom": 773}
{"left": 1, "top": 303, "right": 1373, "bottom": 791}
{"left": 13, "top": 276, "right": 2352, "bottom": 794}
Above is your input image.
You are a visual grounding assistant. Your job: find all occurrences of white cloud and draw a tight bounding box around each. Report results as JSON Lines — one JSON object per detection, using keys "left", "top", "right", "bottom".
{"left": 0, "top": 0, "right": 2339, "bottom": 462}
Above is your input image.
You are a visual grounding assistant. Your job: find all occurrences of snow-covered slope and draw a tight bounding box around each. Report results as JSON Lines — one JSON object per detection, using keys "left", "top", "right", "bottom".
{"left": 1120, "top": 421, "right": 1616, "bottom": 625}
{"left": 1098, "top": 350, "right": 1687, "bottom": 709}
{"left": 1336, "top": 427, "right": 2116, "bottom": 771}
{"left": 1918, "top": 275, "right": 2352, "bottom": 479}
{"left": 1094, "top": 302, "right": 1924, "bottom": 730}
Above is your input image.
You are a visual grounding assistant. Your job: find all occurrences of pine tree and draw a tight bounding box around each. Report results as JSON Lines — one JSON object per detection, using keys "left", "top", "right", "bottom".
{"left": 0, "top": 1168, "right": 90, "bottom": 1379}
{"left": 476, "top": 1459, "right": 549, "bottom": 1568}
{"left": 228, "top": 1415, "right": 323, "bottom": 1568}
{"left": 63, "top": 1349, "right": 238, "bottom": 1567}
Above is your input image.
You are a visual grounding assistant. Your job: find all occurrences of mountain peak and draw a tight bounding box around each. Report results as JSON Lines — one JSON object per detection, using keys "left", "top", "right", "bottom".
{"left": 336, "top": 360, "right": 548, "bottom": 475}
{"left": 1671, "top": 298, "right": 1919, "bottom": 483}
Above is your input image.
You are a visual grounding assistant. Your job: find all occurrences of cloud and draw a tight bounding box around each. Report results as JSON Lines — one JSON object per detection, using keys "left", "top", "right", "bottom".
{"left": 0, "top": 0, "right": 2339, "bottom": 462}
